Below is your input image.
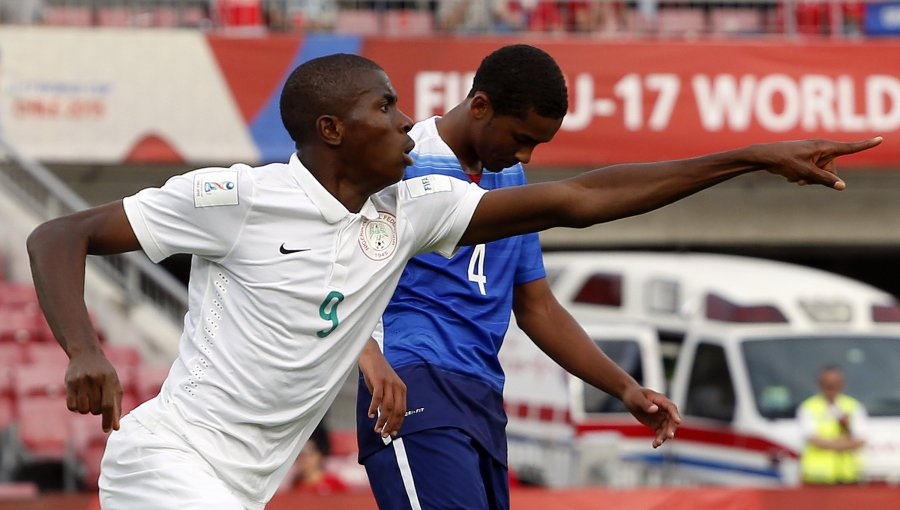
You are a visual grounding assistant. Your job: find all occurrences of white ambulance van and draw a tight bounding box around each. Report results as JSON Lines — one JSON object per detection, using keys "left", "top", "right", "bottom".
{"left": 501, "top": 317, "right": 666, "bottom": 487}
{"left": 499, "top": 251, "right": 900, "bottom": 487}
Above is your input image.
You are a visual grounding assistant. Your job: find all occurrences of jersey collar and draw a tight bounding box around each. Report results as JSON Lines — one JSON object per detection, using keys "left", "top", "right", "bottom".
{"left": 289, "top": 153, "right": 379, "bottom": 223}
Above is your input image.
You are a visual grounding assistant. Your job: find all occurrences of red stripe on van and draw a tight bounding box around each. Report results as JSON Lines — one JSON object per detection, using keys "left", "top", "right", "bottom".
{"left": 504, "top": 401, "right": 571, "bottom": 424}
{"left": 574, "top": 422, "right": 799, "bottom": 458}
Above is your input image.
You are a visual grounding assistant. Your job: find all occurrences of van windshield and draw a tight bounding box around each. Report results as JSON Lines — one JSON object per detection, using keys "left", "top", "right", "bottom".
{"left": 582, "top": 339, "right": 643, "bottom": 414}
{"left": 742, "top": 336, "right": 900, "bottom": 418}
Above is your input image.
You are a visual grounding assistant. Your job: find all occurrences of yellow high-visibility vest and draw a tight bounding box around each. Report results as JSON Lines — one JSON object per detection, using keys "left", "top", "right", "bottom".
{"left": 799, "top": 394, "right": 862, "bottom": 484}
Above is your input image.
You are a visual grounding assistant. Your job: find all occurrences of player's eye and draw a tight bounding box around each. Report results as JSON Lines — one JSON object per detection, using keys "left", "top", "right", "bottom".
{"left": 380, "top": 95, "right": 397, "bottom": 113}
{"left": 514, "top": 135, "right": 535, "bottom": 146}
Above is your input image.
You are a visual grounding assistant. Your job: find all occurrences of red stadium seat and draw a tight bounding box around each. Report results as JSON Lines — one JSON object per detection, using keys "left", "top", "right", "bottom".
{"left": 11, "top": 364, "right": 69, "bottom": 459}
{"left": 327, "top": 429, "right": 358, "bottom": 457}
{"left": 0, "top": 283, "right": 39, "bottom": 309}
{"left": 96, "top": 7, "right": 132, "bottom": 27}
{"left": 0, "top": 482, "right": 38, "bottom": 500}
{"left": 0, "top": 308, "right": 48, "bottom": 344}
{"left": 711, "top": 8, "right": 764, "bottom": 35}
{"left": 10, "top": 363, "right": 85, "bottom": 491}
{"left": 23, "top": 343, "right": 69, "bottom": 367}
{"left": 0, "top": 343, "right": 25, "bottom": 367}
{"left": 384, "top": 10, "right": 434, "bottom": 36}
{"left": 0, "top": 367, "right": 14, "bottom": 433}
{"left": 154, "top": 7, "right": 180, "bottom": 27}
{"left": 105, "top": 345, "right": 142, "bottom": 413}
{"left": 42, "top": 6, "right": 93, "bottom": 27}
{"left": 334, "top": 10, "right": 381, "bottom": 35}
{"left": 116, "top": 365, "right": 140, "bottom": 415}
{"left": 0, "top": 345, "right": 24, "bottom": 431}
{"left": 134, "top": 364, "right": 170, "bottom": 404}
{"left": 105, "top": 344, "right": 142, "bottom": 369}
{"left": 68, "top": 415, "right": 111, "bottom": 491}
{"left": 182, "top": 7, "right": 211, "bottom": 28}
{"left": 656, "top": 8, "right": 707, "bottom": 37}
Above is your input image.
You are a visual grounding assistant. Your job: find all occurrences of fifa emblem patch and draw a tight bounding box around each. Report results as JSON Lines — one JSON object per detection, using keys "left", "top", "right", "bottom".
{"left": 406, "top": 174, "right": 452, "bottom": 198}
{"left": 358, "top": 211, "right": 397, "bottom": 261}
{"left": 194, "top": 170, "right": 239, "bottom": 208}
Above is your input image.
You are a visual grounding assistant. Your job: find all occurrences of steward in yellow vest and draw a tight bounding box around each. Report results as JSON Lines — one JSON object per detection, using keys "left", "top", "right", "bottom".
{"left": 797, "top": 367, "right": 867, "bottom": 484}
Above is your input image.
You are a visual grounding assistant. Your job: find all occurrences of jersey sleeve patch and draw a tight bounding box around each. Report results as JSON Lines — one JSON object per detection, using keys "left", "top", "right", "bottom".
{"left": 404, "top": 174, "right": 452, "bottom": 198}
{"left": 193, "top": 170, "right": 239, "bottom": 208}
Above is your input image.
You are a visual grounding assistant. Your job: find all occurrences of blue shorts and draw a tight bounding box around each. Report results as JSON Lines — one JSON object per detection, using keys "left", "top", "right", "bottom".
{"left": 362, "top": 427, "right": 509, "bottom": 510}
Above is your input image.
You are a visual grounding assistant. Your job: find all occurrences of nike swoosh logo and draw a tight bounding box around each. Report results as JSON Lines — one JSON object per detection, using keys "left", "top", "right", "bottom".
{"left": 279, "top": 243, "right": 310, "bottom": 255}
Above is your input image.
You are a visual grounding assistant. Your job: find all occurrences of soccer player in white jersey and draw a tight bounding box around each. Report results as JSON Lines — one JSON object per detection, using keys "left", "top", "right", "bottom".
{"left": 27, "top": 52, "right": 879, "bottom": 509}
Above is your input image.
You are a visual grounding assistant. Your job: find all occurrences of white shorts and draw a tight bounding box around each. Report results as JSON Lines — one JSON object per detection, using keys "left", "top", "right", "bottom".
{"left": 99, "top": 413, "right": 249, "bottom": 510}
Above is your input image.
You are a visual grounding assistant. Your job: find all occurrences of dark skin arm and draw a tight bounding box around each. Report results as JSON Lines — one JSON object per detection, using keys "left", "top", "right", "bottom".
{"left": 459, "top": 138, "right": 881, "bottom": 246}
{"left": 358, "top": 338, "right": 407, "bottom": 438}
{"left": 513, "top": 278, "right": 680, "bottom": 448}
{"left": 27, "top": 200, "right": 140, "bottom": 433}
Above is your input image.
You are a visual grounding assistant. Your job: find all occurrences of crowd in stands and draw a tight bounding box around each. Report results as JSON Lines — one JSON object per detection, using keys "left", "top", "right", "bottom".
{"left": 0, "top": 0, "right": 891, "bottom": 38}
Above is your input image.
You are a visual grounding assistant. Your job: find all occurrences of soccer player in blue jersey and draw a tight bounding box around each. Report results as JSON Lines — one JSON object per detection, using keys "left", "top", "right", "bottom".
{"left": 355, "top": 44, "right": 678, "bottom": 510}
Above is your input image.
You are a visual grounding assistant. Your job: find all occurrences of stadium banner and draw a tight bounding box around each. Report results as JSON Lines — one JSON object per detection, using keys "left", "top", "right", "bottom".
{"left": 364, "top": 38, "right": 900, "bottom": 167}
{"left": 0, "top": 27, "right": 261, "bottom": 164}
{"left": 1, "top": 28, "right": 899, "bottom": 167}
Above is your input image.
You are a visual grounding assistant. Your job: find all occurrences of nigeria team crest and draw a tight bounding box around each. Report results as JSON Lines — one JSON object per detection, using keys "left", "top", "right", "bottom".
{"left": 358, "top": 211, "right": 397, "bottom": 261}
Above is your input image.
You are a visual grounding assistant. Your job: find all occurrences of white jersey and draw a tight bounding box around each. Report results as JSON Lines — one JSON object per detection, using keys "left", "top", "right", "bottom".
{"left": 121, "top": 153, "right": 486, "bottom": 508}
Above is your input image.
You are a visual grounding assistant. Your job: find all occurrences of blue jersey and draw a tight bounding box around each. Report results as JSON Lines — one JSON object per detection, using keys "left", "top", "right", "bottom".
{"left": 357, "top": 117, "right": 545, "bottom": 465}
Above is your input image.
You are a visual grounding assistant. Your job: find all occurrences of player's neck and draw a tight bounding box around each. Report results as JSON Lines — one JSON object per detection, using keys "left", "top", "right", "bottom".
{"left": 299, "top": 151, "right": 373, "bottom": 213}
{"left": 436, "top": 107, "right": 484, "bottom": 177}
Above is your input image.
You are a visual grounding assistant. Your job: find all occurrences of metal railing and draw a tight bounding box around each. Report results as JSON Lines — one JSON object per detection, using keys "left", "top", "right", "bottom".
{"left": 0, "top": 136, "right": 189, "bottom": 324}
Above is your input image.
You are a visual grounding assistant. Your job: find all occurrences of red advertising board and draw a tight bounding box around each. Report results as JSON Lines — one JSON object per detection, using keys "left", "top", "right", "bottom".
{"left": 363, "top": 38, "right": 900, "bottom": 167}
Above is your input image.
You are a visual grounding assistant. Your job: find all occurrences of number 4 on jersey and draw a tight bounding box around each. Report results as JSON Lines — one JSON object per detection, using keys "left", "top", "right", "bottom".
{"left": 468, "top": 244, "right": 487, "bottom": 296}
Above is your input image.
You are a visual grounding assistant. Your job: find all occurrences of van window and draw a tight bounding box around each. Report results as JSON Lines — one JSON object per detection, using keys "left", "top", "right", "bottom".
{"left": 685, "top": 343, "right": 736, "bottom": 422}
{"left": 573, "top": 273, "right": 622, "bottom": 307}
{"left": 582, "top": 339, "right": 643, "bottom": 414}
{"left": 743, "top": 336, "right": 900, "bottom": 418}
{"left": 658, "top": 330, "right": 685, "bottom": 383}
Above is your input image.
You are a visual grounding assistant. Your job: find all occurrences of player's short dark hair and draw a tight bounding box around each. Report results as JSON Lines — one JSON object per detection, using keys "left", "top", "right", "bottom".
{"left": 468, "top": 44, "right": 568, "bottom": 120}
{"left": 280, "top": 54, "right": 383, "bottom": 148}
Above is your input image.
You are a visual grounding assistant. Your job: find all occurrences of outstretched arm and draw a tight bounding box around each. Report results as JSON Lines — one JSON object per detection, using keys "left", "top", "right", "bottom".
{"left": 512, "top": 278, "right": 680, "bottom": 448}
{"left": 27, "top": 200, "right": 142, "bottom": 432}
{"left": 460, "top": 138, "right": 881, "bottom": 245}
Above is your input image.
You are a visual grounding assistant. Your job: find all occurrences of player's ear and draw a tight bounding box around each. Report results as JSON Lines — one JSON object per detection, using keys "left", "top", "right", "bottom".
{"left": 317, "top": 115, "right": 343, "bottom": 147}
{"left": 469, "top": 92, "right": 492, "bottom": 121}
